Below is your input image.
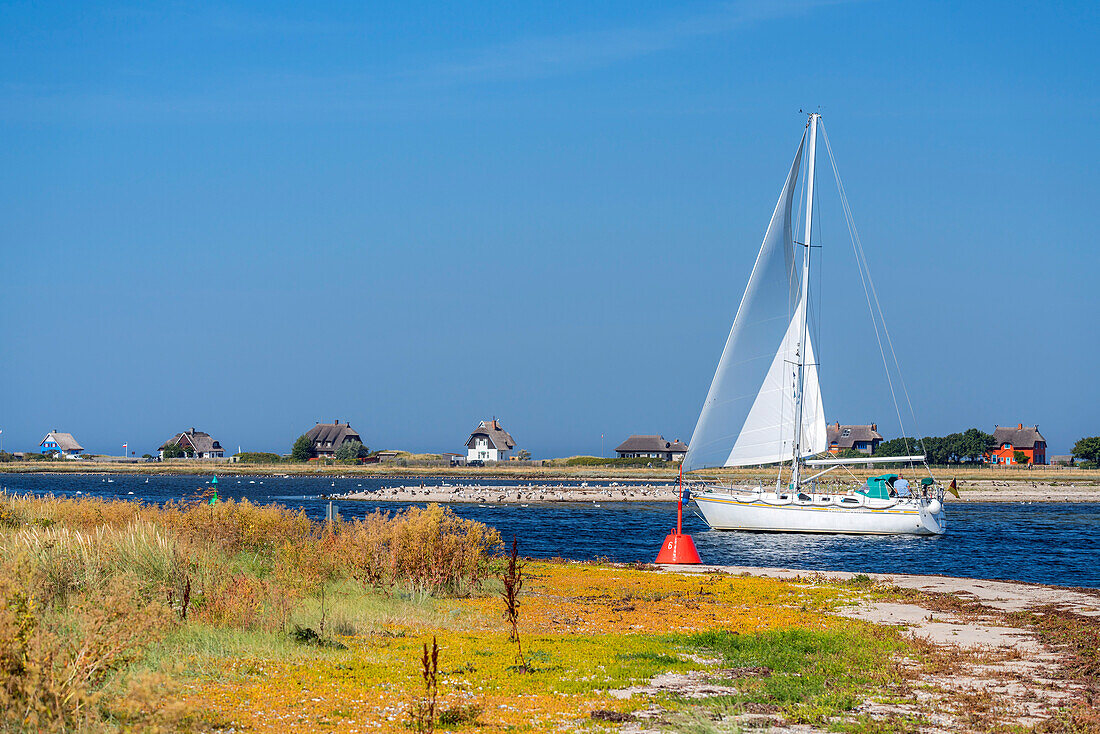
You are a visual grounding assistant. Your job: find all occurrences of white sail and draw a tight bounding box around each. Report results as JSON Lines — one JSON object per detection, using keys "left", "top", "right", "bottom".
{"left": 684, "top": 131, "right": 814, "bottom": 471}
{"left": 724, "top": 296, "right": 825, "bottom": 466}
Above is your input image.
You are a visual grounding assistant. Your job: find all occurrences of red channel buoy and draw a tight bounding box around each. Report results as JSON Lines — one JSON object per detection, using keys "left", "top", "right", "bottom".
{"left": 654, "top": 465, "right": 701, "bottom": 564}
{"left": 655, "top": 529, "right": 701, "bottom": 564}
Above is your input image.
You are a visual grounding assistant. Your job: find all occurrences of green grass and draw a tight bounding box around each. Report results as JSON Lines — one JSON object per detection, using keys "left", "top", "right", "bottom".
{"left": 678, "top": 625, "right": 911, "bottom": 730}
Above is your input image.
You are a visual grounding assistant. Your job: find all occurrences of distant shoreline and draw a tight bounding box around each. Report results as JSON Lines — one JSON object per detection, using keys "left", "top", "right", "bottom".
{"left": 3, "top": 460, "right": 1097, "bottom": 480}
{"left": 3, "top": 462, "right": 1098, "bottom": 502}
{"left": 335, "top": 480, "right": 1100, "bottom": 504}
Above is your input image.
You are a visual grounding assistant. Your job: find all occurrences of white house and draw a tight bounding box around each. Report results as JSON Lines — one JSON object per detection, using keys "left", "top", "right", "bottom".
{"left": 39, "top": 431, "right": 84, "bottom": 458}
{"left": 465, "top": 419, "right": 516, "bottom": 463}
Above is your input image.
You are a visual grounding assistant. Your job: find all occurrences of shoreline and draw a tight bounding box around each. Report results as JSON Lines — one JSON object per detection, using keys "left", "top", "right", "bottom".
{"left": 666, "top": 562, "right": 1100, "bottom": 604}
{"left": 338, "top": 483, "right": 681, "bottom": 504}
{"left": 336, "top": 479, "right": 1100, "bottom": 504}
{"left": 3, "top": 460, "right": 1099, "bottom": 482}
{"left": 4, "top": 467, "right": 1100, "bottom": 502}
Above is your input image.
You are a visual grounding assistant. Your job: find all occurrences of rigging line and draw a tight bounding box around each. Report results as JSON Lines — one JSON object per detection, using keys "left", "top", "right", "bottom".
{"left": 818, "top": 122, "right": 914, "bottom": 461}
{"left": 821, "top": 124, "right": 934, "bottom": 478}
{"left": 812, "top": 159, "right": 823, "bottom": 372}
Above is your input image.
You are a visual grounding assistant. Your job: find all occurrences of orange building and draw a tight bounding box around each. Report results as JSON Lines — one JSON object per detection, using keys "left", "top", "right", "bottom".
{"left": 989, "top": 424, "right": 1046, "bottom": 465}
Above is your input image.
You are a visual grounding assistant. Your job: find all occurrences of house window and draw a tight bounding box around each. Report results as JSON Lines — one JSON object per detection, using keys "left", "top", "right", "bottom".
{"left": 841, "top": 428, "right": 851, "bottom": 437}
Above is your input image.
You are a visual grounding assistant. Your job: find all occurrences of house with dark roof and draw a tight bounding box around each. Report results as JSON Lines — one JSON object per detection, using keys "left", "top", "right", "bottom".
{"left": 304, "top": 420, "right": 363, "bottom": 458}
{"left": 465, "top": 419, "right": 515, "bottom": 462}
{"left": 40, "top": 431, "right": 84, "bottom": 458}
{"left": 159, "top": 428, "right": 225, "bottom": 459}
{"left": 826, "top": 423, "right": 883, "bottom": 456}
{"left": 615, "top": 435, "right": 688, "bottom": 462}
{"left": 989, "top": 424, "right": 1046, "bottom": 465}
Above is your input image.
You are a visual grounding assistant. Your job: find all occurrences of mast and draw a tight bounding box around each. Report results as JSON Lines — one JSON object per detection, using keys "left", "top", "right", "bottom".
{"left": 790, "top": 113, "right": 818, "bottom": 488}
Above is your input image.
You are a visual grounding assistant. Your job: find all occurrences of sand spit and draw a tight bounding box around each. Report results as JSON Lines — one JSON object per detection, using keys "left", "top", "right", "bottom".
{"left": 335, "top": 479, "right": 1100, "bottom": 504}
{"left": 338, "top": 482, "right": 680, "bottom": 504}
{"left": 950, "top": 479, "right": 1100, "bottom": 502}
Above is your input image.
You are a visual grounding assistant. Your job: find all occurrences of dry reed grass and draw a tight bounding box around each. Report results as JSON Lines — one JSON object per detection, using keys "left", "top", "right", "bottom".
{"left": 0, "top": 494, "right": 502, "bottom": 732}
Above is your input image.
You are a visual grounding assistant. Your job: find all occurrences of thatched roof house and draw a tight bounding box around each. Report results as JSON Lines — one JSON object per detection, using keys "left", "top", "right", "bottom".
{"left": 826, "top": 423, "right": 883, "bottom": 455}
{"left": 615, "top": 435, "right": 688, "bottom": 461}
{"left": 40, "top": 431, "right": 84, "bottom": 457}
{"left": 160, "top": 428, "right": 225, "bottom": 459}
{"left": 305, "top": 420, "right": 363, "bottom": 457}
{"left": 465, "top": 419, "right": 516, "bottom": 462}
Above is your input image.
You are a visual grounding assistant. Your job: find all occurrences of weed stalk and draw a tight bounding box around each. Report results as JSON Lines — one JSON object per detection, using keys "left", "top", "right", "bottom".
{"left": 501, "top": 537, "right": 525, "bottom": 670}
{"left": 413, "top": 635, "right": 439, "bottom": 733}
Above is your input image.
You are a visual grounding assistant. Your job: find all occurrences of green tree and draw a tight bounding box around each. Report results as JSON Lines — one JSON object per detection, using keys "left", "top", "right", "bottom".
{"left": 874, "top": 437, "right": 919, "bottom": 459}
{"left": 956, "top": 428, "right": 994, "bottom": 463}
{"left": 1013, "top": 450, "right": 1029, "bottom": 466}
{"left": 836, "top": 448, "right": 866, "bottom": 459}
{"left": 161, "top": 444, "right": 185, "bottom": 459}
{"left": 875, "top": 429, "right": 994, "bottom": 465}
{"left": 335, "top": 440, "right": 367, "bottom": 462}
{"left": 290, "top": 434, "right": 315, "bottom": 462}
{"left": 1072, "top": 436, "right": 1100, "bottom": 464}
{"left": 516, "top": 449, "right": 531, "bottom": 461}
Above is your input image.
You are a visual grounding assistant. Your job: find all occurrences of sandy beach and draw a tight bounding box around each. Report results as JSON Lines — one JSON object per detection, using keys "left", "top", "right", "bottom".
{"left": 337, "top": 478, "right": 1100, "bottom": 504}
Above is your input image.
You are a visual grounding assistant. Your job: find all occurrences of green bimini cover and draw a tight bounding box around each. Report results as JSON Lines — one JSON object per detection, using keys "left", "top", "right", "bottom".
{"left": 858, "top": 474, "right": 898, "bottom": 500}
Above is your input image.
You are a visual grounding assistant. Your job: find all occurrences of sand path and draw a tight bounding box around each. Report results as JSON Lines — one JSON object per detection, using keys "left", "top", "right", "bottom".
{"left": 634, "top": 564, "right": 1100, "bottom": 731}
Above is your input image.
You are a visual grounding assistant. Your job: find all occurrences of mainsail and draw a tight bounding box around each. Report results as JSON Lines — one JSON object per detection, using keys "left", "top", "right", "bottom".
{"left": 683, "top": 131, "right": 826, "bottom": 471}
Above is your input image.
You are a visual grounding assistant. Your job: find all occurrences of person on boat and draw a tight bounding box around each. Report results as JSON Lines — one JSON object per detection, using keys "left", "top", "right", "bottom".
{"left": 894, "top": 474, "right": 911, "bottom": 498}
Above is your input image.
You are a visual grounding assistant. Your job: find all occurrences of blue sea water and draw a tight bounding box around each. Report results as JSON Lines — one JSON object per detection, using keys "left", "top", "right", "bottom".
{"left": 3, "top": 473, "right": 1097, "bottom": 589}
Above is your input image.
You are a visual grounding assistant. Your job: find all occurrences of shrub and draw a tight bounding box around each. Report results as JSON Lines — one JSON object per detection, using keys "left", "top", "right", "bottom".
{"left": 0, "top": 495, "right": 501, "bottom": 626}
{"left": 0, "top": 563, "right": 173, "bottom": 732}
{"left": 338, "top": 505, "right": 502, "bottom": 592}
{"left": 161, "top": 444, "right": 186, "bottom": 459}
{"left": 335, "top": 441, "right": 368, "bottom": 463}
{"left": 564, "top": 456, "right": 671, "bottom": 467}
{"left": 234, "top": 452, "right": 282, "bottom": 464}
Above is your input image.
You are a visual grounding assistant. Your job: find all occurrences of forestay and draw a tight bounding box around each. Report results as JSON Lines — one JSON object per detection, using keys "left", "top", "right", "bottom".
{"left": 684, "top": 131, "right": 825, "bottom": 471}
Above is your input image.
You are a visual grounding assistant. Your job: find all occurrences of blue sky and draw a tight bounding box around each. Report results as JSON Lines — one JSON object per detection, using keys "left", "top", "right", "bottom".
{"left": 1, "top": 1, "right": 1097, "bottom": 458}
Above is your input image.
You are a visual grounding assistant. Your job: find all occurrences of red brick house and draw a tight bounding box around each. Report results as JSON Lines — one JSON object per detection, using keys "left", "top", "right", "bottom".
{"left": 988, "top": 424, "right": 1046, "bottom": 465}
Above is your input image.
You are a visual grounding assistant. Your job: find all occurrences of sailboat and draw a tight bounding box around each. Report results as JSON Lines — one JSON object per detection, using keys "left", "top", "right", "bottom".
{"left": 684, "top": 114, "right": 947, "bottom": 536}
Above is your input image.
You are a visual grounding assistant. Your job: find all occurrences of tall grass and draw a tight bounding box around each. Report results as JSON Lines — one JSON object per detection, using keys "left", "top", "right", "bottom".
{"left": 0, "top": 494, "right": 502, "bottom": 732}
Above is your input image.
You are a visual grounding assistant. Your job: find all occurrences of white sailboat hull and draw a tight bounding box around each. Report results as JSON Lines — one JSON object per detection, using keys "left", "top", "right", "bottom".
{"left": 693, "top": 489, "right": 946, "bottom": 536}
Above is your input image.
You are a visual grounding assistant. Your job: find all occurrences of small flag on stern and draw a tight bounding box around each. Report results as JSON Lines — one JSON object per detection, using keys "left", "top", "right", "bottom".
{"left": 947, "top": 478, "right": 959, "bottom": 498}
